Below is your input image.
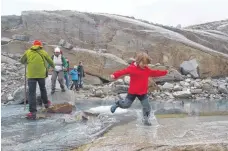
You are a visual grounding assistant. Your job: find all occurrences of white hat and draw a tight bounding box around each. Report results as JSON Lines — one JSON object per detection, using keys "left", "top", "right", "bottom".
{"left": 74, "top": 65, "right": 78, "bottom": 69}
{"left": 54, "top": 47, "right": 60, "bottom": 53}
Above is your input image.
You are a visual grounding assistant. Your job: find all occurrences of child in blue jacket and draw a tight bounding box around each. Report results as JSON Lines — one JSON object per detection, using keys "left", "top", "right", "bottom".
{"left": 70, "top": 65, "right": 79, "bottom": 91}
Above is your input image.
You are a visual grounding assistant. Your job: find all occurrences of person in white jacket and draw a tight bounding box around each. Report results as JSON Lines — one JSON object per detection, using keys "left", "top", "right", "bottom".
{"left": 49, "top": 47, "right": 68, "bottom": 94}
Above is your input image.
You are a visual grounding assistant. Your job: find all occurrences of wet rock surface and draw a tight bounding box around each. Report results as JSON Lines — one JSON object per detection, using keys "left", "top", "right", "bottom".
{"left": 75, "top": 114, "right": 228, "bottom": 151}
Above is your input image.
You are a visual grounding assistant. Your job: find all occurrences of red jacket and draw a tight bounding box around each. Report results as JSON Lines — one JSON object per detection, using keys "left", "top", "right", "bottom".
{"left": 113, "top": 62, "right": 168, "bottom": 95}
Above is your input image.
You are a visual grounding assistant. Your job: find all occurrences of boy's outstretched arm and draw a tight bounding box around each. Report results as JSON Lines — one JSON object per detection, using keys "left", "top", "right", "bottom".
{"left": 149, "top": 69, "right": 168, "bottom": 77}
{"left": 111, "top": 66, "right": 131, "bottom": 79}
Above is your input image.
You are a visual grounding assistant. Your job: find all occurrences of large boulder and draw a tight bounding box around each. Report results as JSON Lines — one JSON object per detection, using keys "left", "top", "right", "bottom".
{"left": 2, "top": 11, "right": 228, "bottom": 78}
{"left": 83, "top": 74, "right": 103, "bottom": 85}
{"left": 1, "top": 41, "right": 31, "bottom": 54}
{"left": 154, "top": 69, "right": 184, "bottom": 83}
{"left": 1, "top": 41, "right": 128, "bottom": 81}
{"left": 180, "top": 59, "right": 199, "bottom": 78}
{"left": 64, "top": 48, "right": 128, "bottom": 81}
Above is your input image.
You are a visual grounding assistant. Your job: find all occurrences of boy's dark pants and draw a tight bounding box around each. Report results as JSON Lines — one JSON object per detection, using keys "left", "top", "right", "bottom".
{"left": 70, "top": 80, "right": 78, "bottom": 90}
{"left": 116, "top": 93, "right": 151, "bottom": 119}
{"left": 28, "top": 78, "right": 48, "bottom": 113}
{"left": 78, "top": 74, "right": 83, "bottom": 88}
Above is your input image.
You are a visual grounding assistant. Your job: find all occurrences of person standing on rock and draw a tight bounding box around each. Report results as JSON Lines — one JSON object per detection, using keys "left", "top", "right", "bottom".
{"left": 77, "top": 61, "right": 85, "bottom": 88}
{"left": 49, "top": 47, "right": 68, "bottom": 94}
{"left": 110, "top": 52, "right": 168, "bottom": 126}
{"left": 20, "top": 40, "right": 54, "bottom": 119}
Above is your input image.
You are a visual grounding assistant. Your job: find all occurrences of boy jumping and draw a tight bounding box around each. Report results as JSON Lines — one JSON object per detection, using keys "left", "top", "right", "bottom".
{"left": 110, "top": 52, "right": 168, "bottom": 126}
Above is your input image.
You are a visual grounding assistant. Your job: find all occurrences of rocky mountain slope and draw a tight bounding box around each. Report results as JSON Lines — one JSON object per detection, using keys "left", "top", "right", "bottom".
{"left": 2, "top": 10, "right": 228, "bottom": 78}
{"left": 1, "top": 10, "right": 228, "bottom": 103}
{"left": 186, "top": 19, "right": 228, "bottom": 34}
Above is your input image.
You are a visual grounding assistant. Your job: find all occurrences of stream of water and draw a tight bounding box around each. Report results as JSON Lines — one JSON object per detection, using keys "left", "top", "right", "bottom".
{"left": 1, "top": 99, "right": 228, "bottom": 151}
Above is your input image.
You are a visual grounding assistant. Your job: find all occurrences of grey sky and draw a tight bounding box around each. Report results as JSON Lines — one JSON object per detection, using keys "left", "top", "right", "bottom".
{"left": 1, "top": 0, "right": 228, "bottom": 27}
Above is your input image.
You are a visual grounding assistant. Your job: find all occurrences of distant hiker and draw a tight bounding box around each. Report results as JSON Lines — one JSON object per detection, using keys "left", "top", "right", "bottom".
{"left": 49, "top": 47, "right": 68, "bottom": 94}
{"left": 70, "top": 65, "right": 79, "bottom": 91}
{"left": 77, "top": 61, "right": 85, "bottom": 88}
{"left": 64, "top": 58, "right": 70, "bottom": 89}
{"left": 20, "top": 40, "right": 54, "bottom": 119}
{"left": 110, "top": 52, "right": 168, "bottom": 126}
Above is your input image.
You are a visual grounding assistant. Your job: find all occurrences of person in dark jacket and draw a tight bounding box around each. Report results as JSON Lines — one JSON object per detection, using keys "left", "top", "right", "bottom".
{"left": 77, "top": 61, "right": 85, "bottom": 88}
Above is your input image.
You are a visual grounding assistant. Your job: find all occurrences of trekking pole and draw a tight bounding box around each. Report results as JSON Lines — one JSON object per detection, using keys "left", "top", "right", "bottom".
{"left": 24, "top": 65, "right": 27, "bottom": 111}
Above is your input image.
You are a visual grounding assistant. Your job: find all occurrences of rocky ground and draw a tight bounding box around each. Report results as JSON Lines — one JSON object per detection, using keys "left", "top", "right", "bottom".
{"left": 1, "top": 51, "right": 228, "bottom": 105}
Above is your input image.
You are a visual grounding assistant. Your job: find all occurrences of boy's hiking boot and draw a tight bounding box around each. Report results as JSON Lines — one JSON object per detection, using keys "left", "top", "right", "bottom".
{"left": 61, "top": 88, "right": 66, "bottom": 92}
{"left": 143, "top": 117, "right": 152, "bottom": 126}
{"left": 44, "top": 100, "right": 51, "bottom": 109}
{"left": 110, "top": 103, "right": 119, "bottom": 113}
{"left": 26, "top": 112, "right": 37, "bottom": 120}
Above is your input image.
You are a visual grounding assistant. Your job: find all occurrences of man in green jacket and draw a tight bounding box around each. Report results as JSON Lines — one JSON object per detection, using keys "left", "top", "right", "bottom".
{"left": 20, "top": 40, "right": 55, "bottom": 119}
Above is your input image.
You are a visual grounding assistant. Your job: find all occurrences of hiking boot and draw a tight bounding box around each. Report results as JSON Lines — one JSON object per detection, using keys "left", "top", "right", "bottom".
{"left": 143, "top": 118, "right": 152, "bottom": 126}
{"left": 62, "top": 88, "right": 66, "bottom": 92}
{"left": 44, "top": 100, "right": 51, "bottom": 109}
{"left": 51, "top": 90, "right": 55, "bottom": 95}
{"left": 110, "top": 104, "right": 118, "bottom": 113}
{"left": 26, "top": 112, "right": 37, "bottom": 120}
